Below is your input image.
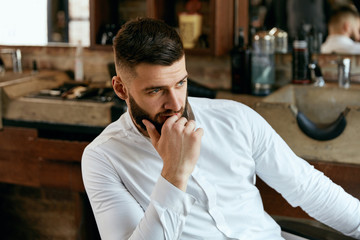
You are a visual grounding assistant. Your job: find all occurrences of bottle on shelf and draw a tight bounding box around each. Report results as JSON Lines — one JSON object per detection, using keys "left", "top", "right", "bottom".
{"left": 230, "top": 27, "right": 252, "bottom": 94}
{"left": 178, "top": 0, "right": 203, "bottom": 49}
{"left": 0, "top": 57, "right": 5, "bottom": 76}
{"left": 292, "top": 27, "right": 311, "bottom": 84}
{"left": 75, "top": 40, "right": 84, "bottom": 82}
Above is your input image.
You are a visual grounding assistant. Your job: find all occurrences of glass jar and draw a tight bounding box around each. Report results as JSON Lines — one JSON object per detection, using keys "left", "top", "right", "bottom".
{"left": 251, "top": 31, "right": 275, "bottom": 96}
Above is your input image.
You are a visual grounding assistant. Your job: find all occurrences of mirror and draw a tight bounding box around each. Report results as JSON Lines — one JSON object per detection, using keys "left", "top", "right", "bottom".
{"left": 48, "top": 0, "right": 70, "bottom": 43}
{"left": 0, "top": 0, "right": 90, "bottom": 47}
{"left": 248, "top": 0, "right": 360, "bottom": 54}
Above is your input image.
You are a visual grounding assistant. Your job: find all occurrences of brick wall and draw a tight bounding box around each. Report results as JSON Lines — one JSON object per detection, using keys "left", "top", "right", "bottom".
{"left": 2, "top": 46, "right": 359, "bottom": 91}
{"left": 0, "top": 46, "right": 233, "bottom": 89}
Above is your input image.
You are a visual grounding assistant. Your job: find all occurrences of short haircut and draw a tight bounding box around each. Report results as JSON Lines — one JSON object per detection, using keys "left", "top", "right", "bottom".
{"left": 329, "top": 5, "right": 359, "bottom": 26}
{"left": 113, "top": 18, "right": 184, "bottom": 74}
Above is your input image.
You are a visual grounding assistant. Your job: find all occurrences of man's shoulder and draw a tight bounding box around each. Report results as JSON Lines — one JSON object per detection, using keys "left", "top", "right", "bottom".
{"left": 189, "top": 96, "right": 235, "bottom": 106}
{"left": 321, "top": 35, "right": 360, "bottom": 54}
{"left": 84, "top": 112, "right": 131, "bottom": 151}
{"left": 188, "top": 97, "right": 256, "bottom": 125}
{"left": 189, "top": 97, "right": 250, "bottom": 112}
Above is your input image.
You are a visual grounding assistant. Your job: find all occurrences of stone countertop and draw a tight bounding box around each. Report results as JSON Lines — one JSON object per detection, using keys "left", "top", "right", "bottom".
{"left": 254, "top": 83, "right": 360, "bottom": 165}
{"left": 0, "top": 70, "right": 125, "bottom": 132}
{"left": 216, "top": 91, "right": 264, "bottom": 108}
{"left": 219, "top": 85, "right": 360, "bottom": 166}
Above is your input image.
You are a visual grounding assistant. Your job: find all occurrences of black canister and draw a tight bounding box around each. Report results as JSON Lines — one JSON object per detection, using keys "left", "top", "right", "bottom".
{"left": 292, "top": 34, "right": 310, "bottom": 84}
{"left": 230, "top": 28, "right": 252, "bottom": 94}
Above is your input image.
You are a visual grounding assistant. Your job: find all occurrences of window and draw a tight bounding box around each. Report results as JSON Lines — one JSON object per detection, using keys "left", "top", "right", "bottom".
{"left": 0, "top": 0, "right": 89, "bottom": 46}
{"left": 0, "top": 0, "right": 47, "bottom": 45}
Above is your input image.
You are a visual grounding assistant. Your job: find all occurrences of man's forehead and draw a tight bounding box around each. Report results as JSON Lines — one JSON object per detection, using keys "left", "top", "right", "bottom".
{"left": 135, "top": 60, "right": 186, "bottom": 80}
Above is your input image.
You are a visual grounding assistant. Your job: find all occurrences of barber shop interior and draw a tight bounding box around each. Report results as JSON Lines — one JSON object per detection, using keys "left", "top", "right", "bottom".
{"left": 0, "top": 0, "right": 359, "bottom": 239}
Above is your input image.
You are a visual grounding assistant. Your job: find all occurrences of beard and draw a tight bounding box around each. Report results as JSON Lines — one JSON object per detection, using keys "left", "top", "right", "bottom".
{"left": 128, "top": 94, "right": 189, "bottom": 134}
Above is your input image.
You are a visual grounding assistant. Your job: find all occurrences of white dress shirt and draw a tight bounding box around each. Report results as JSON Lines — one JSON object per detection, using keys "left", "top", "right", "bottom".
{"left": 321, "top": 34, "right": 360, "bottom": 54}
{"left": 82, "top": 97, "right": 360, "bottom": 240}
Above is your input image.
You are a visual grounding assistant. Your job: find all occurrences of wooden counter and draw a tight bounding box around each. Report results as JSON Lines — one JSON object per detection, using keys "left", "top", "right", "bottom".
{"left": 0, "top": 126, "right": 87, "bottom": 191}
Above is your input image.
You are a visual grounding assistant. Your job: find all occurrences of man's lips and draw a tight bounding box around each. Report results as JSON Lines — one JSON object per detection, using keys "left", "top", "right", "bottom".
{"left": 159, "top": 113, "right": 181, "bottom": 121}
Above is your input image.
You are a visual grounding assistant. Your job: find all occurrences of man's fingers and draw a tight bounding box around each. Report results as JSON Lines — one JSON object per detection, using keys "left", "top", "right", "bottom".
{"left": 184, "top": 120, "right": 196, "bottom": 133}
{"left": 161, "top": 115, "right": 182, "bottom": 132}
{"left": 163, "top": 114, "right": 180, "bottom": 126}
{"left": 175, "top": 117, "right": 188, "bottom": 127}
{"left": 142, "top": 119, "right": 160, "bottom": 144}
{"left": 194, "top": 127, "right": 204, "bottom": 137}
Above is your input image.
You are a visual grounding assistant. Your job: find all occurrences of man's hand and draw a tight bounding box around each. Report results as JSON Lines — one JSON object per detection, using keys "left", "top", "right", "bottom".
{"left": 143, "top": 116, "right": 204, "bottom": 191}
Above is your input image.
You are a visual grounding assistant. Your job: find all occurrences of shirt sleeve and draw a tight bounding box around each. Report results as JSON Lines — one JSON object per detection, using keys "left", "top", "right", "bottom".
{"left": 81, "top": 148, "right": 196, "bottom": 240}
{"left": 246, "top": 107, "right": 360, "bottom": 239}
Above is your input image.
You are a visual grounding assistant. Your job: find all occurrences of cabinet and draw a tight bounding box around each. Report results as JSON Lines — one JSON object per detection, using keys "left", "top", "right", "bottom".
{"left": 89, "top": 0, "right": 239, "bottom": 56}
{"left": 0, "top": 126, "right": 100, "bottom": 239}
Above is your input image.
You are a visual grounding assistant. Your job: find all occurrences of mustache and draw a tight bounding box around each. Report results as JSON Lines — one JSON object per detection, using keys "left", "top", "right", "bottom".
{"left": 157, "top": 109, "right": 183, "bottom": 117}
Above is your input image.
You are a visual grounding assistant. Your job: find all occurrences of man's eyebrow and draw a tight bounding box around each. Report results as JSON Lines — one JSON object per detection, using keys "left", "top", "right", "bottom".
{"left": 142, "top": 75, "right": 188, "bottom": 92}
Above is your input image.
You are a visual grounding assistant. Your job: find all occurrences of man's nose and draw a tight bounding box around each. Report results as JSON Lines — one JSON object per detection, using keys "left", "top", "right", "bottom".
{"left": 164, "top": 89, "right": 181, "bottom": 111}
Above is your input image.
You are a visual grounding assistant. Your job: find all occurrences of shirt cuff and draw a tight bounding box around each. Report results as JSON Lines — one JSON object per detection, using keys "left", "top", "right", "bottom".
{"left": 151, "top": 175, "right": 196, "bottom": 216}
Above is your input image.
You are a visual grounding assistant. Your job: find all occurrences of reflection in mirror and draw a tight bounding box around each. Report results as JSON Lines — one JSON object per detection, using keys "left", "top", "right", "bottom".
{"left": 48, "top": 0, "right": 69, "bottom": 43}
{"left": 248, "top": 0, "right": 360, "bottom": 54}
{"left": 0, "top": 0, "right": 89, "bottom": 46}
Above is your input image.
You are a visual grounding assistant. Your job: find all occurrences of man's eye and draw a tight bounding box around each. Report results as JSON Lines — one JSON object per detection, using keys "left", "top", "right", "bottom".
{"left": 148, "top": 89, "right": 160, "bottom": 94}
{"left": 177, "top": 80, "right": 186, "bottom": 87}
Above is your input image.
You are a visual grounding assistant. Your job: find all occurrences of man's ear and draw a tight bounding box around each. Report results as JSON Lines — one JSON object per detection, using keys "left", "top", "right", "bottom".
{"left": 343, "top": 21, "right": 351, "bottom": 35}
{"left": 112, "top": 76, "right": 128, "bottom": 100}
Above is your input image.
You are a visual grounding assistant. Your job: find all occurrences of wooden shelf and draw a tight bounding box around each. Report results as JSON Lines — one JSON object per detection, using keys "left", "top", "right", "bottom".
{"left": 89, "top": 44, "right": 112, "bottom": 51}
{"left": 89, "top": 0, "right": 236, "bottom": 56}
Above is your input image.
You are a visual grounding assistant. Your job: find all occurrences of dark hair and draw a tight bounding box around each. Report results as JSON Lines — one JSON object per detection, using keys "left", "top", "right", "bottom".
{"left": 113, "top": 18, "right": 184, "bottom": 71}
